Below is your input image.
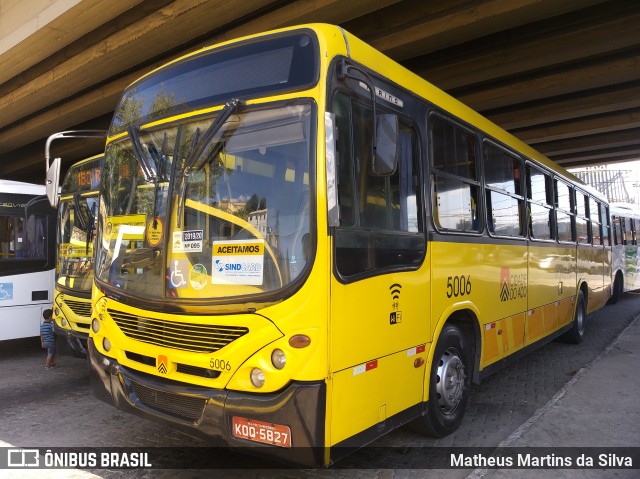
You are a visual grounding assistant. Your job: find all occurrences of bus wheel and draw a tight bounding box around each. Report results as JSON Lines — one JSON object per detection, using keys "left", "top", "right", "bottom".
{"left": 608, "top": 275, "right": 622, "bottom": 305}
{"left": 562, "top": 290, "right": 586, "bottom": 344}
{"left": 415, "top": 324, "right": 471, "bottom": 437}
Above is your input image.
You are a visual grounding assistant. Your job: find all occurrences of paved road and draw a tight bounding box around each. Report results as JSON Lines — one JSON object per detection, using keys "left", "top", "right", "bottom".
{"left": 1, "top": 293, "right": 639, "bottom": 478}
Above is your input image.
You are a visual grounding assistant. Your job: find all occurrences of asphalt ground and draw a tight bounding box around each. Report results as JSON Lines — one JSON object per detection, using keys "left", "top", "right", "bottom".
{"left": 1, "top": 293, "right": 639, "bottom": 478}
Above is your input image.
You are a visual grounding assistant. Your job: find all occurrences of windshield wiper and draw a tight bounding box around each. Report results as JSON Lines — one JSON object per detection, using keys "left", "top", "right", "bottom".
{"left": 85, "top": 200, "right": 97, "bottom": 255}
{"left": 127, "top": 126, "right": 157, "bottom": 181}
{"left": 73, "top": 193, "right": 88, "bottom": 232}
{"left": 176, "top": 98, "right": 243, "bottom": 227}
{"left": 127, "top": 127, "right": 168, "bottom": 230}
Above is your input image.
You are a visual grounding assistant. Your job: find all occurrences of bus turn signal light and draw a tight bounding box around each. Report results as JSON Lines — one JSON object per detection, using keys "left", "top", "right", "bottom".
{"left": 288, "top": 335, "right": 311, "bottom": 348}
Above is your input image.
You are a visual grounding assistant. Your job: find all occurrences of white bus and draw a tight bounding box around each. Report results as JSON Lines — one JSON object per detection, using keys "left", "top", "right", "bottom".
{"left": 610, "top": 203, "right": 640, "bottom": 302}
{"left": 0, "top": 180, "right": 56, "bottom": 340}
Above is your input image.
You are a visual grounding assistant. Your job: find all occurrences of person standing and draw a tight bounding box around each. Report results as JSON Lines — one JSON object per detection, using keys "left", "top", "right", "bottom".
{"left": 40, "top": 309, "right": 57, "bottom": 369}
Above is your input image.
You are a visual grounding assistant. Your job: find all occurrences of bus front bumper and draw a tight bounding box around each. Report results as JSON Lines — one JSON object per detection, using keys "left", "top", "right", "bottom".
{"left": 88, "top": 338, "right": 326, "bottom": 466}
{"left": 54, "top": 324, "right": 88, "bottom": 358}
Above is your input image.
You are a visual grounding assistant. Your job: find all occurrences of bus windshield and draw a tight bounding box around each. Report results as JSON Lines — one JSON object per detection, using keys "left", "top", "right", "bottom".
{"left": 96, "top": 103, "right": 314, "bottom": 302}
{"left": 57, "top": 195, "right": 98, "bottom": 292}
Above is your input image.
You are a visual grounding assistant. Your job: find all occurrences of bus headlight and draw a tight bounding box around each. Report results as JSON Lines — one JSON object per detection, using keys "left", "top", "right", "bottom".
{"left": 60, "top": 318, "right": 68, "bottom": 327}
{"left": 271, "top": 349, "right": 286, "bottom": 369}
{"left": 54, "top": 307, "right": 60, "bottom": 316}
{"left": 91, "top": 318, "right": 100, "bottom": 333}
{"left": 103, "top": 337, "right": 111, "bottom": 352}
{"left": 250, "top": 368, "right": 265, "bottom": 388}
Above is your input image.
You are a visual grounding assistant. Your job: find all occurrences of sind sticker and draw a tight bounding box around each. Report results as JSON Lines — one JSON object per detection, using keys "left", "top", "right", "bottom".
{"left": 212, "top": 239, "right": 264, "bottom": 285}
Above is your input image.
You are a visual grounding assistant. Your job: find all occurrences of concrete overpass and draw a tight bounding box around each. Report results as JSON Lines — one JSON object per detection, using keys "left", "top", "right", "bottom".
{"left": 1, "top": 0, "right": 638, "bottom": 182}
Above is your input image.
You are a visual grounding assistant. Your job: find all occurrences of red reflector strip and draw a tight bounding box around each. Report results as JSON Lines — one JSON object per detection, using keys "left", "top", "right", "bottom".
{"left": 353, "top": 359, "right": 379, "bottom": 376}
{"left": 407, "top": 344, "right": 427, "bottom": 357}
{"left": 232, "top": 416, "right": 291, "bottom": 448}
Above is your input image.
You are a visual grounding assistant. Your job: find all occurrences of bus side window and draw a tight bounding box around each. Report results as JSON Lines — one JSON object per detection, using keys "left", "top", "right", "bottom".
{"left": 429, "top": 114, "right": 480, "bottom": 233}
{"left": 624, "top": 217, "right": 633, "bottom": 245}
{"left": 483, "top": 142, "right": 524, "bottom": 238}
{"left": 575, "top": 192, "right": 590, "bottom": 245}
{"left": 601, "top": 204, "right": 610, "bottom": 247}
{"left": 527, "top": 165, "right": 554, "bottom": 241}
{"left": 589, "top": 197, "right": 602, "bottom": 246}
{"left": 332, "top": 91, "right": 424, "bottom": 279}
{"left": 554, "top": 180, "right": 575, "bottom": 243}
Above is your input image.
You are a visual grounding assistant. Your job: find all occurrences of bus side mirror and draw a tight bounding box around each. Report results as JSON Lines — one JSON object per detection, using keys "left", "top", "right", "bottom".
{"left": 371, "top": 114, "right": 398, "bottom": 176}
{"left": 46, "top": 157, "right": 61, "bottom": 208}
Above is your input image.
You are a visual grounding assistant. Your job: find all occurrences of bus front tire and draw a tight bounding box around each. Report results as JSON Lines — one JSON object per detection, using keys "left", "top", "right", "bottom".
{"left": 414, "top": 323, "right": 471, "bottom": 438}
{"left": 562, "top": 290, "right": 586, "bottom": 344}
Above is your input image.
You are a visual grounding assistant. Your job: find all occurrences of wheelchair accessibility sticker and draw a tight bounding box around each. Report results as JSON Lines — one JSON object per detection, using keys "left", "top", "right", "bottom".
{"left": 212, "top": 239, "right": 264, "bottom": 285}
{"left": 0, "top": 282, "right": 13, "bottom": 301}
{"left": 169, "top": 260, "right": 188, "bottom": 288}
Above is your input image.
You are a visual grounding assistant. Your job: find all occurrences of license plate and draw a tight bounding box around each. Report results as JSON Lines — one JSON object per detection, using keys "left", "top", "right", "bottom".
{"left": 232, "top": 416, "right": 292, "bottom": 448}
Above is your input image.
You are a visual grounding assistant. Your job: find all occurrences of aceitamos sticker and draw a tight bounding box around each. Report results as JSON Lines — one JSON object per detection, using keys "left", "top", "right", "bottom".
{"left": 211, "top": 239, "right": 264, "bottom": 285}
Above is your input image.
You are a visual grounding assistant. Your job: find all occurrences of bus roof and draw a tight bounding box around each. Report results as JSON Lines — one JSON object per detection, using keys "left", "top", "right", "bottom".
{"left": 0, "top": 179, "right": 45, "bottom": 195}
{"left": 116, "top": 23, "right": 607, "bottom": 203}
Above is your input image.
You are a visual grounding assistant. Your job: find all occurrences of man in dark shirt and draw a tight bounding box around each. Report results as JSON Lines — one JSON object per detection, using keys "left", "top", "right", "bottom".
{"left": 40, "top": 309, "right": 57, "bottom": 369}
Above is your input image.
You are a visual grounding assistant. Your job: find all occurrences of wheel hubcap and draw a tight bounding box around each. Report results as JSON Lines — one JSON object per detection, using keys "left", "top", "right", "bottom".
{"left": 435, "top": 347, "right": 466, "bottom": 414}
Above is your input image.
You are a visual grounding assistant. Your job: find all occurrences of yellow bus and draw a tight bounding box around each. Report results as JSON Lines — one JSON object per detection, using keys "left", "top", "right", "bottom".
{"left": 610, "top": 203, "right": 640, "bottom": 302}
{"left": 88, "top": 24, "right": 612, "bottom": 466}
{"left": 52, "top": 154, "right": 104, "bottom": 356}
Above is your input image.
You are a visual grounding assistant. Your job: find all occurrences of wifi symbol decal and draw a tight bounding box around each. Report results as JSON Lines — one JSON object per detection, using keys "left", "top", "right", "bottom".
{"left": 389, "top": 284, "right": 402, "bottom": 325}
{"left": 390, "top": 283, "right": 402, "bottom": 300}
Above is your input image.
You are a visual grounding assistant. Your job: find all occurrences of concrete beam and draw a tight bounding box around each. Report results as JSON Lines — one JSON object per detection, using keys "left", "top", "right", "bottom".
{"left": 0, "top": 0, "right": 144, "bottom": 84}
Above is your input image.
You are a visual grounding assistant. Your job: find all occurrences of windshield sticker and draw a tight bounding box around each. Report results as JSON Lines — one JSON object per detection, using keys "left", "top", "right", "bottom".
{"left": 172, "top": 230, "right": 203, "bottom": 253}
{"left": 212, "top": 239, "right": 264, "bottom": 285}
{"left": 60, "top": 243, "right": 93, "bottom": 258}
{"left": 146, "top": 217, "right": 163, "bottom": 247}
{"left": 169, "top": 260, "right": 188, "bottom": 289}
{"left": 105, "top": 214, "right": 146, "bottom": 240}
{"left": 189, "top": 263, "right": 208, "bottom": 290}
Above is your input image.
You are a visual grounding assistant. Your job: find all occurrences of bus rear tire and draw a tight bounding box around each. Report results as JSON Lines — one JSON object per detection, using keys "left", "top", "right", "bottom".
{"left": 608, "top": 274, "right": 623, "bottom": 305}
{"left": 561, "top": 290, "right": 586, "bottom": 344}
{"left": 414, "top": 323, "right": 471, "bottom": 438}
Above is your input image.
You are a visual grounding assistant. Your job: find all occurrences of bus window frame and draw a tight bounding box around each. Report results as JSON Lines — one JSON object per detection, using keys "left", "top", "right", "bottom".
{"left": 525, "top": 161, "right": 556, "bottom": 244}
{"left": 554, "top": 178, "right": 577, "bottom": 245}
{"left": 328, "top": 60, "right": 427, "bottom": 284}
{"left": 427, "top": 111, "right": 484, "bottom": 237}
{"left": 482, "top": 139, "right": 526, "bottom": 240}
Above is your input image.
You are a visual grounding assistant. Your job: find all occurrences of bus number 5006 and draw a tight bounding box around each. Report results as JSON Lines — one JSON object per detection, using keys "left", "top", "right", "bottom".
{"left": 446, "top": 275, "right": 471, "bottom": 298}
{"left": 210, "top": 358, "right": 231, "bottom": 371}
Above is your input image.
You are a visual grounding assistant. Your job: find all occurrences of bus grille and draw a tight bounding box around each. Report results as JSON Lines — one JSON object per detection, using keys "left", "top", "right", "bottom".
{"left": 131, "top": 381, "right": 206, "bottom": 422}
{"left": 108, "top": 309, "right": 249, "bottom": 353}
{"left": 66, "top": 300, "right": 92, "bottom": 318}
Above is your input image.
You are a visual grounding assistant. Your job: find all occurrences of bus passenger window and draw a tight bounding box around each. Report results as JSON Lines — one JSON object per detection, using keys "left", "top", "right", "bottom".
{"left": 601, "top": 204, "right": 610, "bottom": 247}
{"left": 590, "top": 198, "right": 602, "bottom": 246}
{"left": 429, "top": 114, "right": 480, "bottom": 233}
{"left": 554, "top": 181, "right": 575, "bottom": 243}
{"left": 575, "top": 193, "right": 590, "bottom": 244}
{"left": 484, "top": 143, "right": 523, "bottom": 238}
{"left": 527, "top": 166, "right": 554, "bottom": 240}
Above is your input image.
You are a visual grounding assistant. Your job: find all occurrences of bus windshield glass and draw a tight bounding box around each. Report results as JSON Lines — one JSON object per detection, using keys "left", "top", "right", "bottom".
{"left": 56, "top": 156, "right": 103, "bottom": 293}
{"left": 109, "top": 31, "right": 318, "bottom": 135}
{"left": 96, "top": 103, "right": 314, "bottom": 302}
{"left": 57, "top": 195, "right": 98, "bottom": 292}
